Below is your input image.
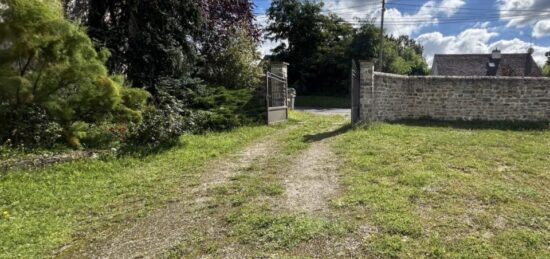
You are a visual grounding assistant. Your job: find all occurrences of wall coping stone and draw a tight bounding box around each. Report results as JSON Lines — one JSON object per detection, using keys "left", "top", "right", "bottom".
{"left": 374, "top": 71, "right": 550, "bottom": 81}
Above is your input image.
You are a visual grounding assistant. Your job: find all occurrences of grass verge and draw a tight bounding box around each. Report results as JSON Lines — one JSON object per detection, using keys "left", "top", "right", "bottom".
{"left": 0, "top": 125, "right": 278, "bottom": 258}
{"left": 333, "top": 122, "right": 550, "bottom": 258}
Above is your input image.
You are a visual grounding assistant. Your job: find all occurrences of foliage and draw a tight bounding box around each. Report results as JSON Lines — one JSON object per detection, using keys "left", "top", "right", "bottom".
{"left": 124, "top": 91, "right": 192, "bottom": 149}
{"left": 63, "top": 0, "right": 203, "bottom": 91}
{"left": 64, "top": 0, "right": 260, "bottom": 92}
{"left": 196, "top": 0, "right": 259, "bottom": 81}
{"left": 0, "top": 105, "right": 63, "bottom": 147}
{"left": 0, "top": 0, "right": 149, "bottom": 148}
{"left": 544, "top": 65, "right": 550, "bottom": 77}
{"left": 543, "top": 57, "right": 550, "bottom": 77}
{"left": 382, "top": 35, "right": 430, "bottom": 75}
{"left": 265, "top": 1, "right": 429, "bottom": 96}
{"left": 203, "top": 29, "right": 263, "bottom": 89}
{"left": 190, "top": 86, "right": 266, "bottom": 131}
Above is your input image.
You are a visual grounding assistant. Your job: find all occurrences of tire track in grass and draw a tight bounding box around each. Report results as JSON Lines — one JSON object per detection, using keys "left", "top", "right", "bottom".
{"left": 73, "top": 130, "right": 289, "bottom": 259}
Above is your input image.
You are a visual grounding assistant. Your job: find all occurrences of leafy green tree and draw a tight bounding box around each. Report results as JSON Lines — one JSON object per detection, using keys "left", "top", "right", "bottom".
{"left": 64, "top": 0, "right": 259, "bottom": 92}
{"left": 266, "top": 2, "right": 429, "bottom": 96}
{"left": 348, "top": 24, "right": 428, "bottom": 75}
{"left": 207, "top": 29, "right": 263, "bottom": 89}
{"left": 63, "top": 0, "right": 203, "bottom": 91}
{"left": 0, "top": 0, "right": 149, "bottom": 148}
{"left": 266, "top": 0, "right": 355, "bottom": 95}
{"left": 197, "top": 0, "right": 259, "bottom": 84}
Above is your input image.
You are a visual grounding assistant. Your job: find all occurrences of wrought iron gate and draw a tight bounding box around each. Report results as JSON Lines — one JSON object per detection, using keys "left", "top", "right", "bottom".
{"left": 351, "top": 60, "right": 361, "bottom": 124}
{"left": 266, "top": 63, "right": 289, "bottom": 124}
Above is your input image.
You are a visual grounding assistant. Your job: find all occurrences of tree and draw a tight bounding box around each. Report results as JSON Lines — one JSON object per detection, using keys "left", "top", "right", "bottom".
{"left": 348, "top": 24, "right": 428, "bottom": 75}
{"left": 195, "top": 0, "right": 261, "bottom": 89}
{"left": 64, "top": 0, "right": 260, "bottom": 92}
{"left": 197, "top": 0, "right": 259, "bottom": 62}
{"left": 208, "top": 29, "right": 263, "bottom": 89}
{"left": 266, "top": 0, "right": 355, "bottom": 95}
{"left": 63, "top": 0, "right": 203, "bottom": 92}
{"left": 0, "top": 0, "right": 149, "bottom": 148}
{"left": 265, "top": 1, "right": 429, "bottom": 96}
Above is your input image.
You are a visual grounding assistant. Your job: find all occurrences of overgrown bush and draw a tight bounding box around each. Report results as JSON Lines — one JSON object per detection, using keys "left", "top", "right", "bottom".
{"left": 79, "top": 123, "right": 126, "bottom": 149}
{"left": 190, "top": 86, "right": 265, "bottom": 131}
{"left": 122, "top": 82, "right": 265, "bottom": 150}
{"left": 124, "top": 89, "right": 192, "bottom": 148}
{"left": 0, "top": 0, "right": 149, "bottom": 148}
{"left": 203, "top": 29, "right": 263, "bottom": 89}
{"left": 0, "top": 105, "right": 63, "bottom": 147}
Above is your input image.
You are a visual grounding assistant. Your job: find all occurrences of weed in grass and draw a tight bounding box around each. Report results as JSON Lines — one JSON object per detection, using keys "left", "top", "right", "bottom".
{"left": 227, "top": 206, "right": 349, "bottom": 248}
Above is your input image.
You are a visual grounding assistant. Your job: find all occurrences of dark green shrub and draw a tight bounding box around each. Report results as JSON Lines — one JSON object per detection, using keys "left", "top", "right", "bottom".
{"left": 0, "top": 0, "right": 149, "bottom": 148}
{"left": 123, "top": 88, "right": 193, "bottom": 148}
{"left": 0, "top": 105, "right": 63, "bottom": 147}
{"left": 79, "top": 123, "right": 126, "bottom": 149}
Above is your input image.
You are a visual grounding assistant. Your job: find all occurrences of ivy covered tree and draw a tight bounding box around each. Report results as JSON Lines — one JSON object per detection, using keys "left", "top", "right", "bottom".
{"left": 0, "top": 0, "right": 149, "bottom": 148}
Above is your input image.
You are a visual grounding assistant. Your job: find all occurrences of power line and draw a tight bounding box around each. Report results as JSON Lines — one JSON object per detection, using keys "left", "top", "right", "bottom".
{"left": 388, "top": 2, "right": 550, "bottom": 13}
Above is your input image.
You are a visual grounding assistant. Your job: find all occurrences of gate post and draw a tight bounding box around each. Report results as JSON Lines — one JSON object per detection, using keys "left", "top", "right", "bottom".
{"left": 266, "top": 62, "right": 290, "bottom": 124}
{"left": 359, "top": 61, "right": 375, "bottom": 122}
{"left": 270, "top": 62, "right": 289, "bottom": 80}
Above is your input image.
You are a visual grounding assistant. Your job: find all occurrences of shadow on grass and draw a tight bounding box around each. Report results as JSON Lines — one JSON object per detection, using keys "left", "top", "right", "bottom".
{"left": 389, "top": 118, "right": 550, "bottom": 131}
{"left": 303, "top": 124, "right": 352, "bottom": 143}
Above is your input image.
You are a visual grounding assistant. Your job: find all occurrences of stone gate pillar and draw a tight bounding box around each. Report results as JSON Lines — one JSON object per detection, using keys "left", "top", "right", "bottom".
{"left": 270, "top": 62, "right": 289, "bottom": 79}
{"left": 268, "top": 61, "right": 289, "bottom": 106}
{"left": 360, "top": 61, "right": 375, "bottom": 122}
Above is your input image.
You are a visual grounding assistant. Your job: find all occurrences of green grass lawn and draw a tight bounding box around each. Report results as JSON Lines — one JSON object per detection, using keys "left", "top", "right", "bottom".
{"left": 2, "top": 112, "right": 549, "bottom": 258}
{"left": 294, "top": 95, "right": 350, "bottom": 108}
{"left": 333, "top": 122, "right": 550, "bottom": 258}
{"left": 0, "top": 125, "right": 277, "bottom": 258}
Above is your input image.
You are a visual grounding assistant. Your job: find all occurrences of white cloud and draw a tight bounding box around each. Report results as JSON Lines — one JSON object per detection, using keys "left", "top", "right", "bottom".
{"left": 323, "top": 0, "right": 465, "bottom": 36}
{"left": 255, "top": 14, "right": 287, "bottom": 58}
{"left": 416, "top": 28, "right": 548, "bottom": 67}
{"left": 533, "top": 20, "right": 550, "bottom": 38}
{"left": 497, "top": 0, "right": 550, "bottom": 38}
{"left": 490, "top": 38, "right": 548, "bottom": 65}
{"left": 416, "top": 29, "right": 498, "bottom": 65}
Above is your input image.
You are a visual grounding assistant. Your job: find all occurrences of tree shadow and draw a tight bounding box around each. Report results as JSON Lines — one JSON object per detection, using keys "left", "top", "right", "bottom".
{"left": 303, "top": 123, "right": 352, "bottom": 143}
{"left": 389, "top": 118, "right": 549, "bottom": 131}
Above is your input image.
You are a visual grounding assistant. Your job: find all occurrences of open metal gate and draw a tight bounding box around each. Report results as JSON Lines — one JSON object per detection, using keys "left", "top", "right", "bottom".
{"left": 266, "top": 62, "right": 289, "bottom": 124}
{"left": 351, "top": 60, "right": 361, "bottom": 124}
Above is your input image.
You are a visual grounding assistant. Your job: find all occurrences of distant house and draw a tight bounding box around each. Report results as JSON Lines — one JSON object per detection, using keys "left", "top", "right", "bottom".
{"left": 432, "top": 49, "right": 542, "bottom": 77}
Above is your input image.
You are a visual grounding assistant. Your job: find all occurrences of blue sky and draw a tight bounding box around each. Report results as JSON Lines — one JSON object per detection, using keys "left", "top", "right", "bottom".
{"left": 253, "top": 0, "right": 550, "bottom": 66}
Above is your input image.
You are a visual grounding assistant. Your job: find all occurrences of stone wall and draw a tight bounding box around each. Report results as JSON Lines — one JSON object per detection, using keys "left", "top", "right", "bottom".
{"left": 358, "top": 61, "right": 550, "bottom": 122}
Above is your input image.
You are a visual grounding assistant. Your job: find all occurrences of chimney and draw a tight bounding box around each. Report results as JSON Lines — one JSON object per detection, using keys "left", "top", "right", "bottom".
{"left": 528, "top": 47, "right": 535, "bottom": 55}
{"left": 492, "top": 49, "right": 501, "bottom": 59}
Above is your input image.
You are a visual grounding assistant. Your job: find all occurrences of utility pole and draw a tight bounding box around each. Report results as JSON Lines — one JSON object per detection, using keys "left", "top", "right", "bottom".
{"left": 379, "top": 0, "right": 386, "bottom": 72}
